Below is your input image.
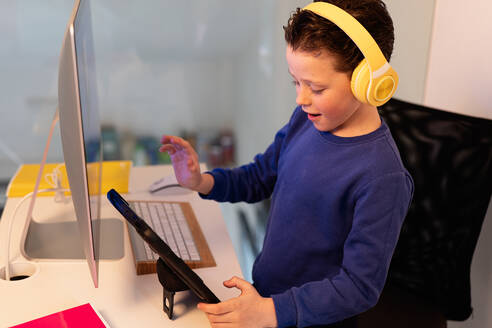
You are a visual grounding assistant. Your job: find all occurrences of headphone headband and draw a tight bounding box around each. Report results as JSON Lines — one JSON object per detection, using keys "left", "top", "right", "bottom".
{"left": 303, "top": 2, "right": 388, "bottom": 75}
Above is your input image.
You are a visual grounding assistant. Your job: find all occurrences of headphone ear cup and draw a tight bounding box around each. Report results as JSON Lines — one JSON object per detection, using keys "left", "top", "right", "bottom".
{"left": 351, "top": 59, "right": 370, "bottom": 104}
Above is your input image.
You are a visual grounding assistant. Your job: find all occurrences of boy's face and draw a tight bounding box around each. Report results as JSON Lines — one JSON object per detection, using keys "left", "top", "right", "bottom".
{"left": 286, "top": 45, "right": 365, "bottom": 134}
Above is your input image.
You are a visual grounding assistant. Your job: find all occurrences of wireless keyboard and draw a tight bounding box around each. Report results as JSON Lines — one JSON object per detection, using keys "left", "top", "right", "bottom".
{"left": 125, "top": 200, "right": 216, "bottom": 274}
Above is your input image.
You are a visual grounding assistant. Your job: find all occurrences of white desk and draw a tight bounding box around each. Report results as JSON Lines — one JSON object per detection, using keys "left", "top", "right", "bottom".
{"left": 0, "top": 165, "right": 242, "bottom": 327}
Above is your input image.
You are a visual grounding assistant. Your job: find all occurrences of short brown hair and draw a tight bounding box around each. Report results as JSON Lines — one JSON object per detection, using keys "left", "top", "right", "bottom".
{"left": 284, "top": 0, "right": 394, "bottom": 75}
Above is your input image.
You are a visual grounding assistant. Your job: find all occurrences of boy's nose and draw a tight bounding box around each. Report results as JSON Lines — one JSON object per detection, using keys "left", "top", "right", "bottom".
{"left": 296, "top": 86, "right": 311, "bottom": 106}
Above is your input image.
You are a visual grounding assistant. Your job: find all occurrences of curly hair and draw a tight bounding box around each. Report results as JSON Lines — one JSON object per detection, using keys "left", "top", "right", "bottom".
{"left": 284, "top": 0, "right": 394, "bottom": 75}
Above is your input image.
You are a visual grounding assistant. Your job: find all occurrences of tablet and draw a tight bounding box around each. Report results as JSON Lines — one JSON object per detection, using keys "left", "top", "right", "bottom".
{"left": 107, "top": 189, "right": 220, "bottom": 304}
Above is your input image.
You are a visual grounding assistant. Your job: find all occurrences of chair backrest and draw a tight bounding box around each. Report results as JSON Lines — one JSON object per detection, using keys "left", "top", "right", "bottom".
{"left": 378, "top": 98, "right": 492, "bottom": 321}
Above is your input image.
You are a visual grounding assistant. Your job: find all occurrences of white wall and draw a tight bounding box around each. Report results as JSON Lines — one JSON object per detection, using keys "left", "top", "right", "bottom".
{"left": 423, "top": 1, "right": 492, "bottom": 327}
{"left": 385, "top": 0, "right": 436, "bottom": 104}
{"left": 424, "top": 0, "right": 492, "bottom": 119}
{"left": 233, "top": 0, "right": 310, "bottom": 165}
{"left": 0, "top": 1, "right": 70, "bottom": 180}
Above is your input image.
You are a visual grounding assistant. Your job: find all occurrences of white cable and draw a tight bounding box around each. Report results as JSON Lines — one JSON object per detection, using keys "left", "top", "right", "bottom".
{"left": 44, "top": 163, "right": 65, "bottom": 188}
{"left": 4, "top": 107, "right": 60, "bottom": 281}
{"left": 4, "top": 190, "right": 49, "bottom": 281}
{"left": 44, "top": 163, "right": 67, "bottom": 203}
{"left": 4, "top": 188, "right": 68, "bottom": 281}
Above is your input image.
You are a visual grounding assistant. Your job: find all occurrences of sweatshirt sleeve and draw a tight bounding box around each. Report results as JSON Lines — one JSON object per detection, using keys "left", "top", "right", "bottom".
{"left": 200, "top": 108, "right": 300, "bottom": 204}
{"left": 272, "top": 172, "right": 414, "bottom": 327}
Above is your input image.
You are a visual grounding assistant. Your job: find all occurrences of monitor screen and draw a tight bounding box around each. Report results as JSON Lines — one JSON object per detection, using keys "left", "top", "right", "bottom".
{"left": 74, "top": 0, "right": 103, "bottom": 262}
{"left": 22, "top": 0, "right": 123, "bottom": 288}
{"left": 58, "top": 0, "right": 101, "bottom": 287}
{"left": 74, "top": 0, "right": 102, "bottom": 166}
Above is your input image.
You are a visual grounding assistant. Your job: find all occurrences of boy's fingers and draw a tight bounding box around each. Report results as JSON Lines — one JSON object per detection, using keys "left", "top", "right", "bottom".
{"left": 161, "top": 135, "right": 171, "bottom": 144}
{"left": 161, "top": 135, "right": 195, "bottom": 153}
{"left": 161, "top": 135, "right": 181, "bottom": 147}
{"left": 207, "top": 312, "right": 235, "bottom": 324}
{"left": 197, "top": 302, "right": 227, "bottom": 315}
{"left": 159, "top": 145, "right": 176, "bottom": 154}
{"left": 223, "top": 276, "right": 251, "bottom": 292}
{"left": 197, "top": 299, "right": 237, "bottom": 315}
{"left": 161, "top": 135, "right": 184, "bottom": 146}
{"left": 160, "top": 142, "right": 187, "bottom": 154}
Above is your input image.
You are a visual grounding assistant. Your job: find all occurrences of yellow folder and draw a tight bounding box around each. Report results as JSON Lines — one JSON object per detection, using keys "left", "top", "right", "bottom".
{"left": 6, "top": 161, "right": 132, "bottom": 197}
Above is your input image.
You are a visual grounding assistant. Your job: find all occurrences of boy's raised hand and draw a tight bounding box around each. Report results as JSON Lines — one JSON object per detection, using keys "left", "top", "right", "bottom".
{"left": 198, "top": 276, "right": 277, "bottom": 328}
{"left": 159, "top": 135, "right": 206, "bottom": 192}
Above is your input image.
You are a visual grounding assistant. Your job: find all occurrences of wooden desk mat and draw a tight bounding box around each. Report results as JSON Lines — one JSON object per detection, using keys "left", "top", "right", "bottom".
{"left": 126, "top": 201, "right": 216, "bottom": 275}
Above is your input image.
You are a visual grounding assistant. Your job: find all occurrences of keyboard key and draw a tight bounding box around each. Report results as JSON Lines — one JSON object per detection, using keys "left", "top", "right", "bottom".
{"left": 129, "top": 200, "right": 200, "bottom": 262}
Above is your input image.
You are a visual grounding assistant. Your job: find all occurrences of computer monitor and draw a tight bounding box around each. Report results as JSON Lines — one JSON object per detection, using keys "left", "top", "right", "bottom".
{"left": 21, "top": 0, "right": 123, "bottom": 288}
{"left": 58, "top": 0, "right": 101, "bottom": 287}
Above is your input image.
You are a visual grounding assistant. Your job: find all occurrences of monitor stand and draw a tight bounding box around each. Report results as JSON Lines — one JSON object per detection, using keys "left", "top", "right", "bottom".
{"left": 18, "top": 108, "right": 123, "bottom": 264}
{"left": 23, "top": 218, "right": 124, "bottom": 260}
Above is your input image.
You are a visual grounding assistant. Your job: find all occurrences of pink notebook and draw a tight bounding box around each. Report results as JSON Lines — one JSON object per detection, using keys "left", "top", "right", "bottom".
{"left": 10, "top": 303, "right": 108, "bottom": 328}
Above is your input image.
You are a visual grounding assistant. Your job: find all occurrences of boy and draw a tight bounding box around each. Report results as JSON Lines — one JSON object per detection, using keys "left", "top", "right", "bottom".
{"left": 159, "top": 1, "right": 413, "bottom": 327}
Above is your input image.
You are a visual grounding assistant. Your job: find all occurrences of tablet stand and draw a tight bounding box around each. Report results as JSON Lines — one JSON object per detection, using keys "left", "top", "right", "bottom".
{"left": 156, "top": 258, "right": 190, "bottom": 319}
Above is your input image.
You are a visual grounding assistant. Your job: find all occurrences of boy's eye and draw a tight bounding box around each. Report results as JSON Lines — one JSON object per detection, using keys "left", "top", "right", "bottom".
{"left": 291, "top": 80, "right": 300, "bottom": 86}
{"left": 312, "top": 88, "right": 325, "bottom": 94}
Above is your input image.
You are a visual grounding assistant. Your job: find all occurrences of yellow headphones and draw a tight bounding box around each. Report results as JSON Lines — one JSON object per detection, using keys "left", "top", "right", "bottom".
{"left": 303, "top": 2, "right": 398, "bottom": 106}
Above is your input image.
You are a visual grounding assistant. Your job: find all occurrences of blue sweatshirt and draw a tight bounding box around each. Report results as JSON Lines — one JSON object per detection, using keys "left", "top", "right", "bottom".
{"left": 201, "top": 106, "right": 413, "bottom": 327}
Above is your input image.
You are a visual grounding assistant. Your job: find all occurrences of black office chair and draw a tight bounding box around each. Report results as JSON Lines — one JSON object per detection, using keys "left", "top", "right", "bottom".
{"left": 357, "top": 98, "right": 492, "bottom": 327}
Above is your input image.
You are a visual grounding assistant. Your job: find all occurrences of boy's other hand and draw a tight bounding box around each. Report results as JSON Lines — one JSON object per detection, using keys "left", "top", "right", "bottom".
{"left": 197, "top": 276, "right": 277, "bottom": 328}
{"left": 159, "top": 135, "right": 213, "bottom": 194}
